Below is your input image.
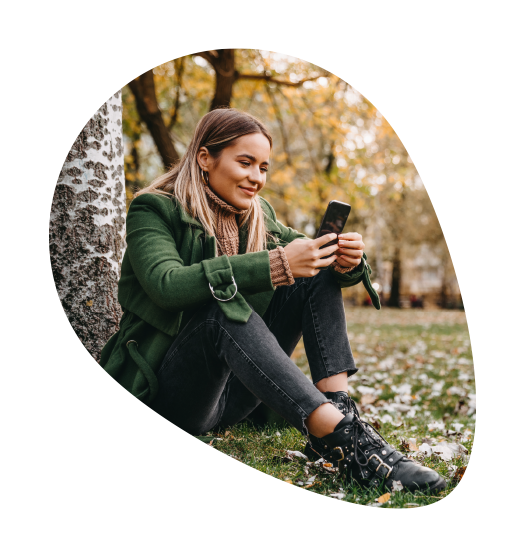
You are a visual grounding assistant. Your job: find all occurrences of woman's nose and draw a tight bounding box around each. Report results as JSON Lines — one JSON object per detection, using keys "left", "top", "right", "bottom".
{"left": 248, "top": 168, "right": 264, "bottom": 185}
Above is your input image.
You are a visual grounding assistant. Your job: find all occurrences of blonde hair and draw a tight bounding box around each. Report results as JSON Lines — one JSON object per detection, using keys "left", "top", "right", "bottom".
{"left": 137, "top": 108, "right": 273, "bottom": 253}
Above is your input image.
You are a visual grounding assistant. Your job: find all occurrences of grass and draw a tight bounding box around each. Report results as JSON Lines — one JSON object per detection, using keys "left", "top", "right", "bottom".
{"left": 204, "top": 307, "right": 475, "bottom": 508}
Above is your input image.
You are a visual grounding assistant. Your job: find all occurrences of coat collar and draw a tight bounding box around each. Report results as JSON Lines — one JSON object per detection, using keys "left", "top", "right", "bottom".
{"left": 177, "top": 201, "right": 203, "bottom": 228}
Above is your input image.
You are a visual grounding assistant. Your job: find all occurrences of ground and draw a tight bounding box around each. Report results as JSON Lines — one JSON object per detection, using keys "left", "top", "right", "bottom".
{"left": 204, "top": 306, "right": 475, "bottom": 508}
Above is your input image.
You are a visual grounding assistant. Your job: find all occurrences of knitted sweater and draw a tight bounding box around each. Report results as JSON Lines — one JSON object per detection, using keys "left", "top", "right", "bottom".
{"left": 203, "top": 185, "right": 355, "bottom": 286}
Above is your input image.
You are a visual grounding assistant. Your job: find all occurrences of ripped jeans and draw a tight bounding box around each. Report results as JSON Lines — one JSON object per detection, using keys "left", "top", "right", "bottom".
{"left": 150, "top": 268, "right": 358, "bottom": 436}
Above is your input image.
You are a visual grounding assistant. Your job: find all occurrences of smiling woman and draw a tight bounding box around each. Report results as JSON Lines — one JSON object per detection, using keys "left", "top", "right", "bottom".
{"left": 100, "top": 107, "right": 445, "bottom": 494}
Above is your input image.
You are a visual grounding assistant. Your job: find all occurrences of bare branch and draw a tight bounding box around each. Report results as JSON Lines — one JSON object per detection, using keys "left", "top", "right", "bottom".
{"left": 128, "top": 70, "right": 179, "bottom": 169}
{"left": 236, "top": 72, "right": 330, "bottom": 87}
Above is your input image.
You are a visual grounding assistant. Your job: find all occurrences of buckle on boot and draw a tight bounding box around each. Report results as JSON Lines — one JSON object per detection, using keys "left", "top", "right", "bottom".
{"left": 367, "top": 454, "right": 393, "bottom": 479}
{"left": 333, "top": 447, "right": 345, "bottom": 461}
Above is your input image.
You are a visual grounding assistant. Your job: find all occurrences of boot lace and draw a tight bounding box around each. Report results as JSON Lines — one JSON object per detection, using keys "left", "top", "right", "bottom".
{"left": 345, "top": 399, "right": 390, "bottom": 469}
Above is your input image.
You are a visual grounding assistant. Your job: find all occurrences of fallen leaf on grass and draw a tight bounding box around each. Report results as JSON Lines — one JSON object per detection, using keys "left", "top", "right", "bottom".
{"left": 407, "top": 437, "right": 418, "bottom": 451}
{"left": 400, "top": 439, "right": 410, "bottom": 452}
{"left": 285, "top": 450, "right": 308, "bottom": 460}
{"left": 285, "top": 480, "right": 293, "bottom": 484}
{"left": 418, "top": 443, "right": 433, "bottom": 457}
{"left": 275, "top": 449, "right": 310, "bottom": 464}
{"left": 451, "top": 466, "right": 466, "bottom": 483}
{"left": 391, "top": 480, "right": 404, "bottom": 492}
{"left": 454, "top": 400, "right": 469, "bottom": 416}
{"left": 361, "top": 394, "right": 378, "bottom": 405}
{"left": 428, "top": 420, "right": 445, "bottom": 432}
{"left": 376, "top": 492, "right": 391, "bottom": 504}
{"left": 330, "top": 493, "right": 345, "bottom": 499}
{"left": 432, "top": 442, "right": 468, "bottom": 462}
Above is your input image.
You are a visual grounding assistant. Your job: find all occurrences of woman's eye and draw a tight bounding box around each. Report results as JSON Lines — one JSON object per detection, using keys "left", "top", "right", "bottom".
{"left": 261, "top": 167, "right": 269, "bottom": 172}
{"left": 240, "top": 161, "right": 250, "bottom": 167}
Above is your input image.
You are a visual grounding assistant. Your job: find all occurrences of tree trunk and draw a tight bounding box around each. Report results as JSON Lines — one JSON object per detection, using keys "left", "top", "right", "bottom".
{"left": 209, "top": 49, "right": 236, "bottom": 110}
{"left": 49, "top": 91, "right": 126, "bottom": 362}
{"left": 387, "top": 247, "right": 402, "bottom": 307}
{"left": 128, "top": 70, "right": 180, "bottom": 169}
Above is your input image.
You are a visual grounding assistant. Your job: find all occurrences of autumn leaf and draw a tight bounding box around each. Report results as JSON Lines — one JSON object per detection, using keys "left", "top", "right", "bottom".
{"left": 408, "top": 439, "right": 418, "bottom": 451}
{"left": 360, "top": 394, "right": 378, "bottom": 405}
{"left": 376, "top": 493, "right": 391, "bottom": 504}
{"left": 452, "top": 466, "right": 466, "bottom": 483}
{"left": 400, "top": 439, "right": 410, "bottom": 452}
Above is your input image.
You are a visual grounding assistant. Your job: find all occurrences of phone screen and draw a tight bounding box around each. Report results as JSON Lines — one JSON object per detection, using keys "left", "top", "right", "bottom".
{"left": 316, "top": 200, "right": 352, "bottom": 259}
{"left": 316, "top": 201, "right": 351, "bottom": 249}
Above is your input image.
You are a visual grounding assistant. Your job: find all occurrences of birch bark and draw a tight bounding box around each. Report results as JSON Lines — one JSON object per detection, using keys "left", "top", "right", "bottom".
{"left": 49, "top": 91, "right": 126, "bottom": 361}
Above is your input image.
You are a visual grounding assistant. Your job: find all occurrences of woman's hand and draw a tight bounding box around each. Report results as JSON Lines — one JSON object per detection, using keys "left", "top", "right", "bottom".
{"left": 283, "top": 234, "right": 339, "bottom": 277}
{"left": 335, "top": 232, "right": 365, "bottom": 269}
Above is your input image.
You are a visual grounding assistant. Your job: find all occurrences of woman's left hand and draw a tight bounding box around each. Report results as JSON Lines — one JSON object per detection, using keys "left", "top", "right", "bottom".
{"left": 335, "top": 232, "right": 365, "bottom": 268}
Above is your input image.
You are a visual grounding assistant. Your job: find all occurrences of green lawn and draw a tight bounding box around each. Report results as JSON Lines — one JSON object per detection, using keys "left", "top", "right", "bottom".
{"left": 205, "top": 307, "right": 475, "bottom": 508}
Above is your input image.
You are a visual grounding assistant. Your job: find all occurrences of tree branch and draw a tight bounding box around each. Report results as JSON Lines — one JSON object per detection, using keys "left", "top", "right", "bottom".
{"left": 128, "top": 70, "right": 180, "bottom": 169}
{"left": 236, "top": 72, "right": 330, "bottom": 87}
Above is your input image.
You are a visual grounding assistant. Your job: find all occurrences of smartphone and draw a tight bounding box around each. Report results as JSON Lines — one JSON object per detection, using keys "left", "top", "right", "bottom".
{"left": 316, "top": 200, "right": 351, "bottom": 258}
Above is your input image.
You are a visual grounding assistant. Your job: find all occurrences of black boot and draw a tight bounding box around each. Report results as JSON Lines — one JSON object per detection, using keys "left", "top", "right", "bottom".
{"left": 304, "top": 391, "right": 351, "bottom": 461}
{"left": 321, "top": 405, "right": 446, "bottom": 493}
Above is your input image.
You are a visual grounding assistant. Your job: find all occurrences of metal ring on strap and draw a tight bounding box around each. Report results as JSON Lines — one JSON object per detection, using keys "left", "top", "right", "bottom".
{"left": 209, "top": 276, "right": 238, "bottom": 302}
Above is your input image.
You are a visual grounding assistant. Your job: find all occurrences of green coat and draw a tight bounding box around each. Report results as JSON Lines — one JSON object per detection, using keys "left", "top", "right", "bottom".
{"left": 100, "top": 192, "right": 380, "bottom": 405}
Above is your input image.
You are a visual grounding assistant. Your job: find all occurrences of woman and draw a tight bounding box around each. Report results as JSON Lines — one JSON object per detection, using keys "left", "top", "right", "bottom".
{"left": 101, "top": 108, "right": 445, "bottom": 493}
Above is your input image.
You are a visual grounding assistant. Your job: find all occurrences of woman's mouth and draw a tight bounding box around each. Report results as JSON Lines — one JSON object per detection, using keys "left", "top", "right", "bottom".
{"left": 239, "top": 186, "right": 256, "bottom": 197}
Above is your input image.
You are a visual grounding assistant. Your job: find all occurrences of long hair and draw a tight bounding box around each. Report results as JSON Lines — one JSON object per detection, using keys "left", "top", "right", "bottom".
{"left": 137, "top": 108, "right": 273, "bottom": 254}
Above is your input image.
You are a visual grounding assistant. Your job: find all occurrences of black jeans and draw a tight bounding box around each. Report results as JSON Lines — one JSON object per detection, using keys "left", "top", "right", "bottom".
{"left": 150, "top": 268, "right": 358, "bottom": 436}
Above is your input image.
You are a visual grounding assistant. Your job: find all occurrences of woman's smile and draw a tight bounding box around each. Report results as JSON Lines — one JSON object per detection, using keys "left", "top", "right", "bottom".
{"left": 239, "top": 186, "right": 256, "bottom": 197}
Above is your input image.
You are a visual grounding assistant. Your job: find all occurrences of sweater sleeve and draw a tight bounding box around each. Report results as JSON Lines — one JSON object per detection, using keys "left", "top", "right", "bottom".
{"left": 331, "top": 259, "right": 358, "bottom": 274}
{"left": 268, "top": 246, "right": 295, "bottom": 287}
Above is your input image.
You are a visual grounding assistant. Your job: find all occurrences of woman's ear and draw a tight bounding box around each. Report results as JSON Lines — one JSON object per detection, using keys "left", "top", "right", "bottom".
{"left": 197, "top": 147, "right": 210, "bottom": 171}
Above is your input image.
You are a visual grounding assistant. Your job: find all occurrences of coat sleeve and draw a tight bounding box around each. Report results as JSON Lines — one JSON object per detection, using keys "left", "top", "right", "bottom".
{"left": 125, "top": 194, "right": 274, "bottom": 314}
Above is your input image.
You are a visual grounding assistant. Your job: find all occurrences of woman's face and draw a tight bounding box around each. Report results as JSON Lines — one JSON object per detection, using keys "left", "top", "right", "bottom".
{"left": 197, "top": 132, "right": 271, "bottom": 210}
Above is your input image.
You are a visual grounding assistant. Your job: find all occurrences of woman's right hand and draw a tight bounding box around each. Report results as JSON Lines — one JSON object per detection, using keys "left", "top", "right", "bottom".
{"left": 283, "top": 234, "right": 339, "bottom": 277}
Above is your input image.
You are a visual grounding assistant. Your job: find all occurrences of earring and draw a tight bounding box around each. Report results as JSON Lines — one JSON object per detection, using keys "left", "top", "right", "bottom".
{"left": 200, "top": 167, "right": 209, "bottom": 186}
